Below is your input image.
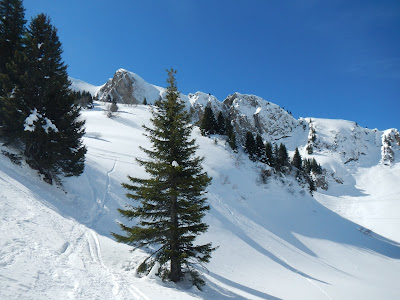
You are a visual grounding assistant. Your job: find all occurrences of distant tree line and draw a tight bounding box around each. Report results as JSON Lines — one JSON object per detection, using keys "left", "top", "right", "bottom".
{"left": 71, "top": 90, "right": 94, "bottom": 109}
{"left": 198, "top": 102, "right": 325, "bottom": 193}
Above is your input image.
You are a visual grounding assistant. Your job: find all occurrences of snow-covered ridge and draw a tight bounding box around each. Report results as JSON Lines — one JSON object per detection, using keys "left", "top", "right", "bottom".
{"left": 69, "top": 76, "right": 102, "bottom": 96}
{"left": 72, "top": 68, "right": 400, "bottom": 166}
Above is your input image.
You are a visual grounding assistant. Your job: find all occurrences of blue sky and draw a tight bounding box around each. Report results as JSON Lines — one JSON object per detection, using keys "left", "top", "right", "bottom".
{"left": 24, "top": 0, "right": 400, "bottom": 130}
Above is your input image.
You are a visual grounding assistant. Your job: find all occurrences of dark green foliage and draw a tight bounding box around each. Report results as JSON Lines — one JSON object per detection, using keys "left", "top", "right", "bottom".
{"left": 292, "top": 147, "right": 302, "bottom": 170}
{"left": 72, "top": 90, "right": 93, "bottom": 108}
{"left": 0, "top": 0, "right": 25, "bottom": 75}
{"left": 300, "top": 157, "right": 323, "bottom": 193}
{"left": 0, "top": 0, "right": 25, "bottom": 129}
{"left": 255, "top": 134, "right": 265, "bottom": 162}
{"left": 264, "top": 141, "right": 274, "bottom": 167}
{"left": 306, "top": 144, "right": 313, "bottom": 154}
{"left": 200, "top": 104, "right": 217, "bottom": 136}
{"left": 244, "top": 131, "right": 256, "bottom": 161}
{"left": 142, "top": 97, "right": 147, "bottom": 105}
{"left": 274, "top": 143, "right": 289, "bottom": 172}
{"left": 311, "top": 158, "right": 322, "bottom": 174}
{"left": 303, "top": 158, "right": 311, "bottom": 174}
{"left": 308, "top": 176, "right": 316, "bottom": 193}
{"left": 8, "top": 14, "right": 86, "bottom": 181}
{"left": 225, "top": 117, "right": 237, "bottom": 151}
{"left": 112, "top": 69, "right": 215, "bottom": 289}
{"left": 216, "top": 111, "right": 226, "bottom": 135}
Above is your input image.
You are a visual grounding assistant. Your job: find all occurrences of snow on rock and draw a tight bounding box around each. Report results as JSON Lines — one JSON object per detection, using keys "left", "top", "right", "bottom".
{"left": 381, "top": 128, "right": 400, "bottom": 165}
{"left": 223, "top": 92, "right": 301, "bottom": 144}
{"left": 96, "top": 69, "right": 164, "bottom": 105}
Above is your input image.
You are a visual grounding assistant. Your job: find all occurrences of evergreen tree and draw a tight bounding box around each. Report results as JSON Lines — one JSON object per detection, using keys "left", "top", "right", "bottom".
{"left": 0, "top": 0, "right": 26, "bottom": 129}
{"left": 303, "top": 158, "right": 311, "bottom": 174}
{"left": 216, "top": 111, "right": 226, "bottom": 135}
{"left": 225, "top": 117, "right": 237, "bottom": 151}
{"left": 142, "top": 97, "right": 147, "bottom": 105}
{"left": 200, "top": 104, "right": 217, "bottom": 136}
{"left": 276, "top": 143, "right": 289, "bottom": 172}
{"left": 292, "top": 147, "right": 302, "bottom": 170}
{"left": 255, "top": 134, "right": 264, "bottom": 162}
{"left": 0, "top": 0, "right": 25, "bottom": 75}
{"left": 273, "top": 143, "right": 279, "bottom": 169}
{"left": 265, "top": 141, "right": 274, "bottom": 167}
{"left": 11, "top": 14, "right": 86, "bottom": 181}
{"left": 311, "top": 158, "right": 322, "bottom": 174}
{"left": 244, "top": 131, "right": 256, "bottom": 161}
{"left": 112, "top": 69, "right": 215, "bottom": 289}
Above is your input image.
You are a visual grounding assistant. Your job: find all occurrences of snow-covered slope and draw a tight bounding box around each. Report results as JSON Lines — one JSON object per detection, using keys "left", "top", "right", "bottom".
{"left": 1, "top": 102, "right": 400, "bottom": 299}
{"left": 69, "top": 77, "right": 102, "bottom": 96}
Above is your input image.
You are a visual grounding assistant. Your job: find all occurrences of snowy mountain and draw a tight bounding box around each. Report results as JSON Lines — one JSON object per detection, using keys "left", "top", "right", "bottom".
{"left": 69, "top": 77, "right": 103, "bottom": 96}
{"left": 1, "top": 70, "right": 400, "bottom": 299}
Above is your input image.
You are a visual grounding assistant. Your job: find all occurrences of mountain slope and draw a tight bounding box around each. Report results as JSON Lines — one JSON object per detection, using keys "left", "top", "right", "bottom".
{"left": 1, "top": 102, "right": 400, "bottom": 299}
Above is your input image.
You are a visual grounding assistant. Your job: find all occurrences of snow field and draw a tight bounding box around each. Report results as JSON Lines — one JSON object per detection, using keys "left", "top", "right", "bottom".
{"left": 1, "top": 102, "right": 400, "bottom": 299}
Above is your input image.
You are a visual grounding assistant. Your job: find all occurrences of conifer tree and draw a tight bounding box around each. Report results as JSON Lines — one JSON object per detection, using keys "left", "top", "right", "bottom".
{"left": 311, "top": 158, "right": 322, "bottom": 174}
{"left": 303, "top": 158, "right": 311, "bottom": 174}
{"left": 292, "top": 147, "right": 302, "bottom": 170}
{"left": 10, "top": 14, "right": 86, "bottom": 181}
{"left": 216, "top": 111, "right": 226, "bottom": 135}
{"left": 200, "top": 104, "right": 217, "bottom": 136}
{"left": 273, "top": 143, "right": 279, "bottom": 169}
{"left": 265, "top": 141, "right": 274, "bottom": 167}
{"left": 275, "top": 143, "right": 289, "bottom": 172}
{"left": 0, "top": 0, "right": 26, "bottom": 129}
{"left": 255, "top": 134, "right": 264, "bottom": 162}
{"left": 225, "top": 117, "right": 237, "bottom": 151}
{"left": 0, "top": 0, "right": 25, "bottom": 75}
{"left": 244, "top": 131, "right": 256, "bottom": 161}
{"left": 113, "top": 69, "right": 215, "bottom": 289}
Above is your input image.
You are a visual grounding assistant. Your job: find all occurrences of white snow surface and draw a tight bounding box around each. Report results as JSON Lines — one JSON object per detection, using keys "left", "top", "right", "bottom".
{"left": 69, "top": 77, "right": 103, "bottom": 96}
{"left": 1, "top": 102, "right": 400, "bottom": 299}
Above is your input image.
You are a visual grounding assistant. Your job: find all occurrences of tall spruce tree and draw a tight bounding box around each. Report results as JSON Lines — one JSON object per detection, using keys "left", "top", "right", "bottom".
{"left": 216, "top": 111, "right": 226, "bottom": 135}
{"left": 0, "top": 0, "right": 25, "bottom": 75}
{"left": 277, "top": 143, "right": 289, "bottom": 172}
{"left": 11, "top": 14, "right": 86, "bottom": 181}
{"left": 265, "top": 141, "right": 274, "bottom": 167}
{"left": 255, "top": 134, "right": 264, "bottom": 162}
{"left": 0, "top": 0, "right": 25, "bottom": 129}
{"left": 200, "top": 104, "right": 217, "bottom": 136}
{"left": 113, "top": 69, "right": 215, "bottom": 289}
{"left": 292, "top": 147, "right": 302, "bottom": 170}
{"left": 244, "top": 131, "right": 256, "bottom": 161}
{"left": 225, "top": 117, "right": 237, "bottom": 151}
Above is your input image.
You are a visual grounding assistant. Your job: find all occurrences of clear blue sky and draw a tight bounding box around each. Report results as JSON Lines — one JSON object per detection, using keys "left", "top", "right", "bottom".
{"left": 24, "top": 0, "right": 400, "bottom": 130}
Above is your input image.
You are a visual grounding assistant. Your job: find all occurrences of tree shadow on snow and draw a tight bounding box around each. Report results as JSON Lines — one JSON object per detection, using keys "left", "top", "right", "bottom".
{"left": 210, "top": 206, "right": 331, "bottom": 285}
{"left": 205, "top": 271, "right": 283, "bottom": 300}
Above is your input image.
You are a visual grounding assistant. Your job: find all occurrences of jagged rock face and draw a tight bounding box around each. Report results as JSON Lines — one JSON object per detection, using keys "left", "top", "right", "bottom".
{"left": 188, "top": 92, "right": 225, "bottom": 123}
{"left": 96, "top": 69, "right": 163, "bottom": 104}
{"left": 223, "top": 93, "right": 300, "bottom": 144}
{"left": 87, "top": 68, "right": 400, "bottom": 166}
